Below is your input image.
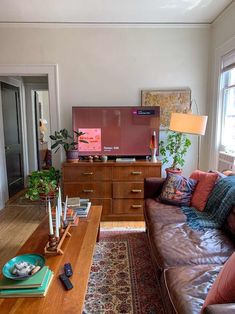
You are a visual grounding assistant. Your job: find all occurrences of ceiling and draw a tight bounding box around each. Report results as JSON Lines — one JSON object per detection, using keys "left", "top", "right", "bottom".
{"left": 0, "top": 0, "right": 233, "bottom": 24}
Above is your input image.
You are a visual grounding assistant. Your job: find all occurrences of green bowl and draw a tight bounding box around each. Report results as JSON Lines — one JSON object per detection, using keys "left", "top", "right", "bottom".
{"left": 2, "top": 254, "right": 45, "bottom": 281}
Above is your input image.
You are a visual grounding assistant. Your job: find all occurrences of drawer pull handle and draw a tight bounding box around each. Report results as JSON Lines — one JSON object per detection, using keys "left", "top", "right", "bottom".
{"left": 131, "top": 204, "right": 142, "bottom": 208}
{"left": 83, "top": 189, "right": 94, "bottom": 193}
{"left": 131, "top": 189, "right": 142, "bottom": 193}
{"left": 131, "top": 171, "right": 142, "bottom": 175}
{"left": 83, "top": 172, "right": 94, "bottom": 175}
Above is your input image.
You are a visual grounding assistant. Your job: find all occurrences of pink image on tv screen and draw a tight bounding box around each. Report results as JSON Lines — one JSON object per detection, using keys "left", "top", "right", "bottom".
{"left": 78, "top": 128, "right": 102, "bottom": 152}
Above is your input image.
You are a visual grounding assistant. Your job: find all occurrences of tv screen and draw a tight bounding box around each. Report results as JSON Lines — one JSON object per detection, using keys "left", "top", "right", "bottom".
{"left": 72, "top": 106, "right": 160, "bottom": 158}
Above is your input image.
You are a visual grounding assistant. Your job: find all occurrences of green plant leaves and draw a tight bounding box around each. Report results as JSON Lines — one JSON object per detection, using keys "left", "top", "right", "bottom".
{"left": 159, "top": 131, "right": 191, "bottom": 169}
{"left": 25, "top": 167, "right": 60, "bottom": 201}
{"left": 49, "top": 129, "right": 88, "bottom": 153}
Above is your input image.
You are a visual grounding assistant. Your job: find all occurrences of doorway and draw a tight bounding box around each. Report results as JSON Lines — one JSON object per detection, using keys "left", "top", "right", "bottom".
{"left": 1, "top": 82, "right": 24, "bottom": 197}
{"left": 0, "top": 64, "right": 60, "bottom": 209}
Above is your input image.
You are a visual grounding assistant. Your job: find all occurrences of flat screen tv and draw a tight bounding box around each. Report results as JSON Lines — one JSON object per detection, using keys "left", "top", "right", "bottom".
{"left": 72, "top": 106, "right": 160, "bottom": 158}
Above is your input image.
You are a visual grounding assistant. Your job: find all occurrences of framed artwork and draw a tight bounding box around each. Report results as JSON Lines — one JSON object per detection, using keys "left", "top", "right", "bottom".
{"left": 141, "top": 89, "right": 191, "bottom": 129}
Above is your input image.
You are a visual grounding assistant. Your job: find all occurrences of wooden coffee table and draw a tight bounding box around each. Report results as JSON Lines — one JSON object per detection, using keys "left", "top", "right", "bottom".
{"left": 0, "top": 205, "right": 102, "bottom": 314}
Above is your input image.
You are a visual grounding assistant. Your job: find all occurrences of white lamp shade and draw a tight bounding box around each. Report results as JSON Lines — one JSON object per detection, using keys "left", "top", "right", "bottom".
{"left": 169, "top": 113, "right": 208, "bottom": 136}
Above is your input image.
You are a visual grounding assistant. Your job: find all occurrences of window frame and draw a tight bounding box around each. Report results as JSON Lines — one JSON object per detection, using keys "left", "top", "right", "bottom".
{"left": 219, "top": 52, "right": 235, "bottom": 153}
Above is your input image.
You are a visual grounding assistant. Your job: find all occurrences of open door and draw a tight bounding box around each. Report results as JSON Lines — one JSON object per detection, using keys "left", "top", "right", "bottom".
{"left": 1, "top": 82, "right": 24, "bottom": 197}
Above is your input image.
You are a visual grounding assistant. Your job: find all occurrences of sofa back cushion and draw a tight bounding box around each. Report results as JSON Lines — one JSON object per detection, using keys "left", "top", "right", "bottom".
{"left": 159, "top": 173, "right": 197, "bottom": 206}
{"left": 225, "top": 205, "right": 235, "bottom": 236}
{"left": 190, "top": 170, "right": 218, "bottom": 211}
{"left": 202, "top": 252, "right": 235, "bottom": 312}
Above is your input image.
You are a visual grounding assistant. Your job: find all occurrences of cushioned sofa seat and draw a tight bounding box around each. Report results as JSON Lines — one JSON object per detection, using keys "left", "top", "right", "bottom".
{"left": 145, "top": 198, "right": 186, "bottom": 224}
{"left": 161, "top": 264, "right": 222, "bottom": 314}
{"left": 145, "top": 201, "right": 235, "bottom": 271}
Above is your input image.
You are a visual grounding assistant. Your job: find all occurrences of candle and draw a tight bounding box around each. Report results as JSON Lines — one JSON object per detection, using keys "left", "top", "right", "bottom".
{"left": 57, "top": 194, "right": 61, "bottom": 227}
{"left": 55, "top": 205, "right": 59, "bottom": 238}
{"left": 58, "top": 187, "right": 62, "bottom": 217}
{"left": 48, "top": 200, "right": 54, "bottom": 235}
{"left": 63, "top": 195, "right": 68, "bottom": 221}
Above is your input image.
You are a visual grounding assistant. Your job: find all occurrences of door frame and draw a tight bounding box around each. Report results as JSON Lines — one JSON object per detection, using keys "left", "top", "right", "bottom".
{"left": 0, "top": 64, "right": 60, "bottom": 209}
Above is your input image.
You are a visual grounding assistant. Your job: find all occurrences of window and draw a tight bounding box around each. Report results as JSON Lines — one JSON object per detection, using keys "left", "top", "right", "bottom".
{"left": 220, "top": 51, "right": 235, "bottom": 153}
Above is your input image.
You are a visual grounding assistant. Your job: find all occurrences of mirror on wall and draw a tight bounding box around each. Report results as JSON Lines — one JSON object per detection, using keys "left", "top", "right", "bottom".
{"left": 34, "top": 90, "right": 52, "bottom": 170}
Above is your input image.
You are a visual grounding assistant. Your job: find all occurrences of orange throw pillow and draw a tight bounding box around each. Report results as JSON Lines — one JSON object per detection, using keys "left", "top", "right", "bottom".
{"left": 190, "top": 170, "right": 218, "bottom": 211}
{"left": 201, "top": 252, "right": 235, "bottom": 312}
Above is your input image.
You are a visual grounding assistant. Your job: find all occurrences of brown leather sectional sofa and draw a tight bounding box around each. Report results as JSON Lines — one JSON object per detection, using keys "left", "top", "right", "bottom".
{"left": 144, "top": 177, "right": 235, "bottom": 314}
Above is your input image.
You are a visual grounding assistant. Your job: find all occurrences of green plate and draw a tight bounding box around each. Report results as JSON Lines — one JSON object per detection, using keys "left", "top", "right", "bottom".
{"left": 2, "top": 254, "right": 45, "bottom": 281}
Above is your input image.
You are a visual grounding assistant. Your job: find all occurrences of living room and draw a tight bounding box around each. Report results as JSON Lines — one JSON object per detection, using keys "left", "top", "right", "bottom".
{"left": 0, "top": 0, "right": 235, "bottom": 313}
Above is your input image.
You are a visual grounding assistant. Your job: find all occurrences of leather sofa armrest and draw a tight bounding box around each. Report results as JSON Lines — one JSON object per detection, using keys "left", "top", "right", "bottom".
{"left": 203, "top": 303, "right": 235, "bottom": 314}
{"left": 144, "top": 177, "right": 166, "bottom": 199}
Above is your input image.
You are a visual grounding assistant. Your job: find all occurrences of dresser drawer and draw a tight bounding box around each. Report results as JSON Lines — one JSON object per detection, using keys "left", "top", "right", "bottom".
{"left": 63, "top": 182, "right": 112, "bottom": 198}
{"left": 113, "top": 182, "right": 144, "bottom": 199}
{"left": 113, "top": 199, "right": 144, "bottom": 215}
{"left": 113, "top": 166, "right": 160, "bottom": 181}
{"left": 63, "top": 166, "right": 112, "bottom": 181}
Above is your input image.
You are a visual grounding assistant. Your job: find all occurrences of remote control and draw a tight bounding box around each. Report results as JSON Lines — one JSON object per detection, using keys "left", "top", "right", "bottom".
{"left": 59, "top": 273, "right": 73, "bottom": 290}
{"left": 64, "top": 263, "right": 73, "bottom": 277}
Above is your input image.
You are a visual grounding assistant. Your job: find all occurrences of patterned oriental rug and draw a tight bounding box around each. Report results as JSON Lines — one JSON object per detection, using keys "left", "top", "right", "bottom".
{"left": 83, "top": 231, "right": 165, "bottom": 314}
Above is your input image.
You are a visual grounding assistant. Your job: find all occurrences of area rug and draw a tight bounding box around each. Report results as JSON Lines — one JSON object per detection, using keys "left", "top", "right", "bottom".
{"left": 83, "top": 231, "right": 165, "bottom": 314}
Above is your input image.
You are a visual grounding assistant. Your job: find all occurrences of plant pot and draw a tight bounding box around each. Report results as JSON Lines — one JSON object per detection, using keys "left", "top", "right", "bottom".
{"left": 39, "top": 191, "right": 57, "bottom": 201}
{"left": 66, "top": 150, "right": 79, "bottom": 163}
{"left": 165, "top": 168, "right": 182, "bottom": 176}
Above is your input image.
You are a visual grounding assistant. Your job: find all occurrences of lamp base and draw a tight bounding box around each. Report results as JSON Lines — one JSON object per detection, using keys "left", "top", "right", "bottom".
{"left": 151, "top": 148, "right": 157, "bottom": 162}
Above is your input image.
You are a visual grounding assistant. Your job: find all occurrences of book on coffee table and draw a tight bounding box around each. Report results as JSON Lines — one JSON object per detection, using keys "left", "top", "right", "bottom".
{"left": 0, "top": 266, "right": 49, "bottom": 290}
{"left": 74, "top": 202, "right": 91, "bottom": 217}
{"left": 67, "top": 197, "right": 80, "bottom": 207}
{"left": 0, "top": 269, "right": 54, "bottom": 298}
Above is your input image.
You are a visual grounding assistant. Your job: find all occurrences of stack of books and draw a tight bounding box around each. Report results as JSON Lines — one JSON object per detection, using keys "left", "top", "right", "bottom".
{"left": 71, "top": 199, "right": 91, "bottom": 218}
{"left": 0, "top": 266, "right": 54, "bottom": 298}
{"left": 52, "top": 207, "right": 79, "bottom": 226}
{"left": 67, "top": 197, "right": 80, "bottom": 208}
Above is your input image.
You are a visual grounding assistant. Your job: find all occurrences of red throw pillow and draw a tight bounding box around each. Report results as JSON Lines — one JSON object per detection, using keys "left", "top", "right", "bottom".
{"left": 190, "top": 170, "right": 218, "bottom": 211}
{"left": 201, "top": 252, "right": 235, "bottom": 312}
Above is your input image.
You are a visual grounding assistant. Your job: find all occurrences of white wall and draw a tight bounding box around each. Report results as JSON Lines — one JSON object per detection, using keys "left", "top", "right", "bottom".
{"left": 0, "top": 25, "right": 210, "bottom": 177}
{"left": 208, "top": 3, "right": 235, "bottom": 170}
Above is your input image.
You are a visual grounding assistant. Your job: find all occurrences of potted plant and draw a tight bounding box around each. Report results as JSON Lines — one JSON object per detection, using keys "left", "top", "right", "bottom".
{"left": 49, "top": 128, "right": 88, "bottom": 162}
{"left": 25, "top": 167, "right": 60, "bottom": 201}
{"left": 159, "top": 131, "right": 191, "bottom": 174}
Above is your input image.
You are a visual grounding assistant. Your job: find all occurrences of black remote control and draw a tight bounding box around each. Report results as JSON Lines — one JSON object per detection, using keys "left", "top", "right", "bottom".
{"left": 59, "top": 273, "right": 73, "bottom": 290}
{"left": 64, "top": 263, "right": 73, "bottom": 277}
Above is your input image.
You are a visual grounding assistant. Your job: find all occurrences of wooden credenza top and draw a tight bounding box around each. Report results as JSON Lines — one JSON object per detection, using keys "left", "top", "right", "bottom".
{"left": 0, "top": 206, "right": 102, "bottom": 314}
{"left": 63, "top": 160, "right": 162, "bottom": 167}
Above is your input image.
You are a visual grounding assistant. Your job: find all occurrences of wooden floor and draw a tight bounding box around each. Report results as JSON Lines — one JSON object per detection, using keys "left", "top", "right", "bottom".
{"left": 0, "top": 194, "right": 145, "bottom": 270}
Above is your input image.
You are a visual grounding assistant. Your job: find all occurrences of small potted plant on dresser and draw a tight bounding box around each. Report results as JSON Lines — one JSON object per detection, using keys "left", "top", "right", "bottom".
{"left": 25, "top": 167, "right": 60, "bottom": 201}
{"left": 49, "top": 128, "right": 88, "bottom": 162}
{"left": 159, "top": 131, "right": 191, "bottom": 175}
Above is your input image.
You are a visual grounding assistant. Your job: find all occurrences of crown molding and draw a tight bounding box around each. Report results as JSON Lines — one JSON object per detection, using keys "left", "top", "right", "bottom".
{"left": 0, "top": 22, "right": 211, "bottom": 29}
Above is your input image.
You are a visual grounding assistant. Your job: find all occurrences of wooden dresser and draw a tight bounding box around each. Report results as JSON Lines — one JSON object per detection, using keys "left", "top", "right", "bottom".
{"left": 62, "top": 160, "right": 161, "bottom": 221}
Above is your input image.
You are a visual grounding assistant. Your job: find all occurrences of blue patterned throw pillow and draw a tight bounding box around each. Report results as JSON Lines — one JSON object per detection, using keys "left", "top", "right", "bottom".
{"left": 160, "top": 173, "right": 197, "bottom": 206}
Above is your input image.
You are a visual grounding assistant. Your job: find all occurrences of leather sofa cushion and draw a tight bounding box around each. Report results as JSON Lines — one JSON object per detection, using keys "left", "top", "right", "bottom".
{"left": 203, "top": 304, "right": 235, "bottom": 314}
{"left": 162, "top": 264, "right": 222, "bottom": 314}
{"left": 145, "top": 200, "right": 235, "bottom": 271}
{"left": 145, "top": 198, "right": 186, "bottom": 224}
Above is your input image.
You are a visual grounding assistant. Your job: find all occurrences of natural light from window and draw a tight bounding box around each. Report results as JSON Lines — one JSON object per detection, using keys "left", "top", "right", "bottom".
{"left": 221, "top": 68, "right": 235, "bottom": 153}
